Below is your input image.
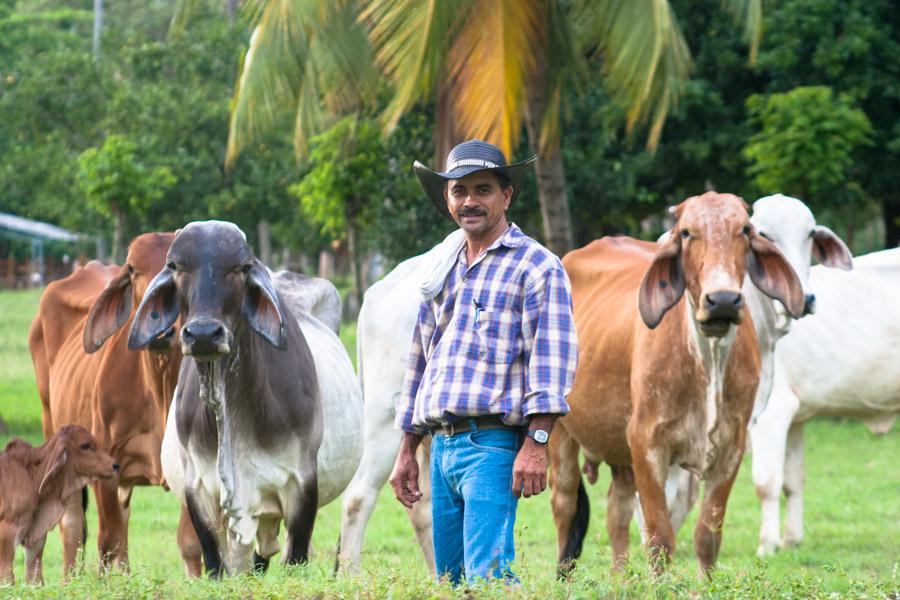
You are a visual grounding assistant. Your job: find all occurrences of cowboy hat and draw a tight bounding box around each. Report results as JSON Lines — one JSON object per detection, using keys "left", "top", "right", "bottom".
{"left": 413, "top": 139, "right": 537, "bottom": 220}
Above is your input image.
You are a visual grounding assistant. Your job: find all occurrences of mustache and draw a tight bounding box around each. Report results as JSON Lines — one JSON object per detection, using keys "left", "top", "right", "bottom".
{"left": 457, "top": 207, "right": 487, "bottom": 217}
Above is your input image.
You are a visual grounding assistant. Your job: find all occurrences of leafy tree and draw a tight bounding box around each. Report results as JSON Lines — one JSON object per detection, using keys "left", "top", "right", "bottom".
{"left": 290, "top": 116, "right": 386, "bottom": 309}
{"left": 77, "top": 135, "right": 176, "bottom": 262}
{"left": 743, "top": 86, "right": 873, "bottom": 205}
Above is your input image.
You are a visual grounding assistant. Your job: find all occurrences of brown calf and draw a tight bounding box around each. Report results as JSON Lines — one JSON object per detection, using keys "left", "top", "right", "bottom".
{"left": 0, "top": 425, "right": 118, "bottom": 585}
{"left": 552, "top": 192, "right": 804, "bottom": 575}
{"left": 28, "top": 233, "right": 201, "bottom": 577}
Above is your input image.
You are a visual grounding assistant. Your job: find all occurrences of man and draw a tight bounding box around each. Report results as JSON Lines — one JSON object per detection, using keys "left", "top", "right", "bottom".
{"left": 389, "top": 139, "right": 578, "bottom": 584}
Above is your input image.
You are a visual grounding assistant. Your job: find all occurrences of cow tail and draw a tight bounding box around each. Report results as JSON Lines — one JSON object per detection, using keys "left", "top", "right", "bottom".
{"left": 558, "top": 478, "right": 589, "bottom": 578}
{"left": 81, "top": 486, "right": 89, "bottom": 546}
{"left": 332, "top": 533, "right": 342, "bottom": 574}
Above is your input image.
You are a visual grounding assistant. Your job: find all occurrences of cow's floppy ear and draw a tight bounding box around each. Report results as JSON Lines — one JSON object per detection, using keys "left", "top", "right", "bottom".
{"left": 83, "top": 266, "right": 133, "bottom": 353}
{"left": 243, "top": 261, "right": 286, "bottom": 349}
{"left": 38, "top": 438, "right": 68, "bottom": 498}
{"left": 639, "top": 230, "right": 685, "bottom": 329}
{"left": 812, "top": 225, "right": 853, "bottom": 270}
{"left": 748, "top": 229, "right": 805, "bottom": 318}
{"left": 128, "top": 268, "right": 179, "bottom": 350}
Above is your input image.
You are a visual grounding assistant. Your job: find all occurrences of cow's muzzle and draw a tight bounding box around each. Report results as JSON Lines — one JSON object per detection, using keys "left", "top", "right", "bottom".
{"left": 181, "top": 319, "right": 232, "bottom": 360}
{"left": 697, "top": 290, "right": 743, "bottom": 337}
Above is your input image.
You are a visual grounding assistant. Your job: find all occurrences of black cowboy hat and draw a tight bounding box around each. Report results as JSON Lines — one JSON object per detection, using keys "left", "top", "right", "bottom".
{"left": 413, "top": 139, "right": 537, "bottom": 220}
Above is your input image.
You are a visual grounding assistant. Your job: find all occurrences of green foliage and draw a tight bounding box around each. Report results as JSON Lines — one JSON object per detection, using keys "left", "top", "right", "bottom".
{"left": 76, "top": 135, "right": 176, "bottom": 220}
{"left": 742, "top": 86, "right": 873, "bottom": 204}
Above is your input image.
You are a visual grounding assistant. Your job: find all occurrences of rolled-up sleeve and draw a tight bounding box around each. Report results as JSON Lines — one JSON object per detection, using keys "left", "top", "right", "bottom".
{"left": 520, "top": 267, "right": 578, "bottom": 418}
{"left": 395, "top": 301, "right": 435, "bottom": 435}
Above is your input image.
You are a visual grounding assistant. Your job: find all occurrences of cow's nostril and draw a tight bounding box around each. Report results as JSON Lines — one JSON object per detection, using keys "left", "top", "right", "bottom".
{"left": 182, "top": 328, "right": 195, "bottom": 343}
{"left": 211, "top": 325, "right": 226, "bottom": 344}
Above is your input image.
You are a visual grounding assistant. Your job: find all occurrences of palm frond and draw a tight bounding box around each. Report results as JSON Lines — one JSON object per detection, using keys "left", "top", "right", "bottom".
{"left": 448, "top": 0, "right": 542, "bottom": 158}
{"left": 723, "top": 0, "right": 763, "bottom": 64}
{"left": 169, "top": 0, "right": 204, "bottom": 39}
{"left": 575, "top": 0, "right": 692, "bottom": 151}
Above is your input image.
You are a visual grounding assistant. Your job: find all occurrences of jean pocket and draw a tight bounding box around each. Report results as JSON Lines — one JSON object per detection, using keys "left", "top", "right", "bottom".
{"left": 475, "top": 311, "right": 521, "bottom": 364}
{"left": 467, "top": 429, "right": 520, "bottom": 454}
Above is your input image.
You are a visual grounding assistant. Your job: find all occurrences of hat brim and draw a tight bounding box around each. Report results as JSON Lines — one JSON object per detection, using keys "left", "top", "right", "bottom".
{"left": 414, "top": 155, "right": 537, "bottom": 221}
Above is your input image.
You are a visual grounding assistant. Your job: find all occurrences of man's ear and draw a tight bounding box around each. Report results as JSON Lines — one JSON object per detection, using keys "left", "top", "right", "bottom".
{"left": 748, "top": 230, "right": 805, "bottom": 318}
{"left": 242, "top": 262, "right": 286, "bottom": 349}
{"left": 128, "top": 268, "right": 179, "bottom": 350}
{"left": 812, "top": 225, "right": 853, "bottom": 270}
{"left": 639, "top": 231, "right": 685, "bottom": 329}
{"left": 83, "top": 266, "right": 133, "bottom": 353}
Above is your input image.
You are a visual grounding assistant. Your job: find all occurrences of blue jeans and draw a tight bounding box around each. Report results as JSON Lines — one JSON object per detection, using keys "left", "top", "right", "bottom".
{"left": 430, "top": 422, "right": 520, "bottom": 585}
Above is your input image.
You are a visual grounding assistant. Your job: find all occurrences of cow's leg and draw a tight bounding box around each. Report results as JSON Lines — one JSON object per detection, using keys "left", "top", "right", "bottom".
{"left": 782, "top": 422, "right": 805, "bottom": 548}
{"left": 607, "top": 465, "right": 636, "bottom": 570}
{"left": 24, "top": 533, "right": 47, "bottom": 585}
{"left": 548, "top": 424, "right": 589, "bottom": 576}
{"left": 338, "top": 424, "right": 403, "bottom": 571}
{"left": 631, "top": 444, "right": 674, "bottom": 571}
{"left": 407, "top": 439, "right": 435, "bottom": 572}
{"left": 0, "top": 521, "right": 16, "bottom": 584}
{"left": 185, "top": 491, "right": 223, "bottom": 579}
{"left": 177, "top": 505, "right": 203, "bottom": 577}
{"left": 634, "top": 465, "right": 700, "bottom": 540}
{"left": 59, "top": 487, "right": 87, "bottom": 578}
{"left": 94, "top": 477, "right": 127, "bottom": 570}
{"left": 750, "top": 387, "right": 798, "bottom": 556}
{"left": 284, "top": 470, "right": 318, "bottom": 565}
{"left": 254, "top": 516, "right": 280, "bottom": 574}
{"left": 693, "top": 443, "right": 743, "bottom": 576}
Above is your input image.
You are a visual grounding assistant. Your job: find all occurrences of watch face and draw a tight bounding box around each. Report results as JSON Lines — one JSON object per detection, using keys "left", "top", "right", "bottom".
{"left": 532, "top": 429, "right": 549, "bottom": 444}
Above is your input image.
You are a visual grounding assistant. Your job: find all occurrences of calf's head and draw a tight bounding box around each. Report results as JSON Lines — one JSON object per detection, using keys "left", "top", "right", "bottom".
{"left": 127, "top": 221, "right": 285, "bottom": 361}
{"left": 83, "top": 232, "right": 177, "bottom": 353}
{"left": 40, "top": 425, "right": 119, "bottom": 498}
{"left": 639, "top": 192, "right": 805, "bottom": 337}
{"left": 751, "top": 194, "right": 852, "bottom": 316}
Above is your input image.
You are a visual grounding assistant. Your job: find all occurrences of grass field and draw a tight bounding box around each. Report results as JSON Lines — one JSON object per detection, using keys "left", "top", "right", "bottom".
{"left": 0, "top": 288, "right": 897, "bottom": 598}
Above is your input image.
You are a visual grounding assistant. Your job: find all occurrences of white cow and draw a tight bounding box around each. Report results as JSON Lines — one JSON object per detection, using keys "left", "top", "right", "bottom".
{"left": 636, "top": 195, "right": 852, "bottom": 538}
{"left": 336, "top": 238, "right": 459, "bottom": 572}
{"left": 751, "top": 247, "right": 900, "bottom": 555}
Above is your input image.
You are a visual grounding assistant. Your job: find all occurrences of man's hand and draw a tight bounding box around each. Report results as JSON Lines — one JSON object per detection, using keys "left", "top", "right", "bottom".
{"left": 512, "top": 436, "right": 548, "bottom": 498}
{"left": 389, "top": 432, "right": 424, "bottom": 508}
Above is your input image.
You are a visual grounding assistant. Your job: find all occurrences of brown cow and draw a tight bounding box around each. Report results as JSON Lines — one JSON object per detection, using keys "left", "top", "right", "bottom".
{"left": 551, "top": 192, "right": 804, "bottom": 576}
{"left": 27, "top": 233, "right": 201, "bottom": 577}
{"left": 0, "top": 425, "right": 118, "bottom": 585}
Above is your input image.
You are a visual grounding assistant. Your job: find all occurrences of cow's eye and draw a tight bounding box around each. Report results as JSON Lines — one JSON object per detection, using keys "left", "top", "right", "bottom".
{"left": 79, "top": 442, "right": 91, "bottom": 451}
{"left": 127, "top": 264, "right": 135, "bottom": 274}
{"left": 167, "top": 262, "right": 177, "bottom": 271}
{"left": 742, "top": 225, "right": 751, "bottom": 236}
{"left": 241, "top": 264, "right": 253, "bottom": 274}
{"left": 680, "top": 229, "right": 690, "bottom": 239}
{"left": 759, "top": 231, "right": 773, "bottom": 241}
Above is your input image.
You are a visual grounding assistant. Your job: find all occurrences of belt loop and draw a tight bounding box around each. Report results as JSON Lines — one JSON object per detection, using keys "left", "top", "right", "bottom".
{"left": 468, "top": 417, "right": 478, "bottom": 433}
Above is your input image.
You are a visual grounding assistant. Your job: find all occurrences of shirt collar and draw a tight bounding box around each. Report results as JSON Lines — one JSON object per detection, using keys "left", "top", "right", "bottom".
{"left": 456, "top": 223, "right": 526, "bottom": 264}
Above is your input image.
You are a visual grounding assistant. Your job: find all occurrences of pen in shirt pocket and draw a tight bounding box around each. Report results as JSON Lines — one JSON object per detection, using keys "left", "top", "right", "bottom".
{"left": 473, "top": 298, "right": 483, "bottom": 325}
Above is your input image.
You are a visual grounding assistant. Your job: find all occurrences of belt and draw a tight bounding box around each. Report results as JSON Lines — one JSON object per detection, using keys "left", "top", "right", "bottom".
{"left": 431, "top": 415, "right": 520, "bottom": 437}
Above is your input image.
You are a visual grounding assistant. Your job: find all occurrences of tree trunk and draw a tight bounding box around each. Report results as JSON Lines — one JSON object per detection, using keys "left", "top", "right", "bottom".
{"left": 257, "top": 219, "right": 272, "bottom": 266}
{"left": 226, "top": 0, "right": 239, "bottom": 28}
{"left": 112, "top": 205, "right": 124, "bottom": 264}
{"left": 345, "top": 199, "right": 364, "bottom": 317}
{"left": 523, "top": 44, "right": 573, "bottom": 256}
{"left": 92, "top": 0, "right": 103, "bottom": 60}
{"left": 883, "top": 198, "right": 900, "bottom": 248}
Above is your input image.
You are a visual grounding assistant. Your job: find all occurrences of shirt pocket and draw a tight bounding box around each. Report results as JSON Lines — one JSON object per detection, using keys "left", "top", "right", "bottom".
{"left": 475, "top": 309, "right": 522, "bottom": 364}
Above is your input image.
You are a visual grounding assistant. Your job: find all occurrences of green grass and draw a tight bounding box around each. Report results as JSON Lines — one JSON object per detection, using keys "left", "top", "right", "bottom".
{"left": 0, "top": 289, "right": 897, "bottom": 598}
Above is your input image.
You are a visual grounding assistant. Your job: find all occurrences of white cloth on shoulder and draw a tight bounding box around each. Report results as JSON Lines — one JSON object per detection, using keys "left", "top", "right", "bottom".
{"left": 419, "top": 229, "right": 466, "bottom": 301}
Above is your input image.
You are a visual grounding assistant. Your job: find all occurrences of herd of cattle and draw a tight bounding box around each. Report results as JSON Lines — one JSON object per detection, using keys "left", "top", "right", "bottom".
{"left": 0, "top": 192, "right": 896, "bottom": 584}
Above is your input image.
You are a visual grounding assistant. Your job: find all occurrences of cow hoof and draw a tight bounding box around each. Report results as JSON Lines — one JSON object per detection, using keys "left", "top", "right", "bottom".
{"left": 756, "top": 541, "right": 778, "bottom": 557}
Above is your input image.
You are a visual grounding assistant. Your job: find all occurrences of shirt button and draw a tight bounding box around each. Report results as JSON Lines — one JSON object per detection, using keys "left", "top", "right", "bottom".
{"left": 462, "top": 277, "right": 467, "bottom": 284}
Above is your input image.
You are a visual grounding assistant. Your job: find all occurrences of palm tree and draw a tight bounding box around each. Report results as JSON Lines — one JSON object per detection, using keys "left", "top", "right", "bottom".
{"left": 226, "top": 0, "right": 762, "bottom": 256}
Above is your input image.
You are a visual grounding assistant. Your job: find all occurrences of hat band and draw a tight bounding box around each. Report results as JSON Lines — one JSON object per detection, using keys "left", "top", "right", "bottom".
{"left": 446, "top": 158, "right": 500, "bottom": 171}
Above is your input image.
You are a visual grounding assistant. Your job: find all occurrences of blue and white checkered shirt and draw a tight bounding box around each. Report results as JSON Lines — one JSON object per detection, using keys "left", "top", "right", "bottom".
{"left": 396, "top": 224, "right": 578, "bottom": 435}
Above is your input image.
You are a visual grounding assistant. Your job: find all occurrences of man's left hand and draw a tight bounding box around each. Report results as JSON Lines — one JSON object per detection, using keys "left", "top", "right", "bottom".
{"left": 512, "top": 436, "right": 548, "bottom": 498}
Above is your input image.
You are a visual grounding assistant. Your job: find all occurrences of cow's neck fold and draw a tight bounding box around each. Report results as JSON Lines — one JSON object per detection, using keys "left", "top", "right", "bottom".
{"left": 685, "top": 295, "right": 737, "bottom": 476}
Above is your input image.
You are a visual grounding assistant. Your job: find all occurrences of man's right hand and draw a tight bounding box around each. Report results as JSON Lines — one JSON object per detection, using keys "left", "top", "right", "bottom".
{"left": 389, "top": 432, "right": 424, "bottom": 508}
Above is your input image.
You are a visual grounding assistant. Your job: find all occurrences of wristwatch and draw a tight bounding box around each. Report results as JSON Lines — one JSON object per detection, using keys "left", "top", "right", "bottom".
{"left": 526, "top": 429, "right": 550, "bottom": 444}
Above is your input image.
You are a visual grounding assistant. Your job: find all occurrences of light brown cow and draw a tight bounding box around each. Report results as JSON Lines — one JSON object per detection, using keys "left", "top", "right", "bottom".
{"left": 551, "top": 192, "right": 804, "bottom": 575}
{"left": 28, "top": 233, "right": 201, "bottom": 577}
{"left": 0, "top": 425, "right": 118, "bottom": 585}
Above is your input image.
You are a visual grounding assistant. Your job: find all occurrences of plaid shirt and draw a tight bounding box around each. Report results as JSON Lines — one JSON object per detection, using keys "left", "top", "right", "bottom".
{"left": 396, "top": 224, "right": 578, "bottom": 435}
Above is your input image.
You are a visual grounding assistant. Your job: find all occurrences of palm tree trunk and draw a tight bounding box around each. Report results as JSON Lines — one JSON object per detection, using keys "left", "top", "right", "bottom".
{"left": 92, "top": 0, "right": 103, "bottom": 60}
{"left": 346, "top": 199, "right": 364, "bottom": 317}
{"left": 257, "top": 219, "right": 272, "bottom": 266}
{"left": 112, "top": 204, "right": 124, "bottom": 264}
{"left": 524, "top": 65, "right": 573, "bottom": 256}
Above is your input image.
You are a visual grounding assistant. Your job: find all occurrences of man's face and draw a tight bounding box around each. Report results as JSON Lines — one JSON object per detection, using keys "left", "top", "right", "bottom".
{"left": 444, "top": 171, "right": 512, "bottom": 237}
